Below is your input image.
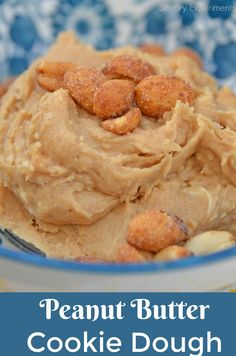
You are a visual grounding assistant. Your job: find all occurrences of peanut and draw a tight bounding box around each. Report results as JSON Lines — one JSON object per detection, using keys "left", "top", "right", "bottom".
{"left": 139, "top": 44, "right": 165, "bottom": 56}
{"left": 93, "top": 79, "right": 134, "bottom": 119}
{"left": 101, "top": 107, "right": 141, "bottom": 135}
{"left": 135, "top": 75, "right": 195, "bottom": 117}
{"left": 154, "top": 245, "right": 192, "bottom": 262}
{"left": 127, "top": 210, "right": 188, "bottom": 253}
{"left": 64, "top": 67, "right": 106, "bottom": 114}
{"left": 185, "top": 231, "right": 236, "bottom": 256}
{"left": 102, "top": 55, "right": 156, "bottom": 82}
{"left": 117, "top": 243, "right": 145, "bottom": 263}
{"left": 36, "top": 61, "right": 77, "bottom": 91}
{"left": 172, "top": 47, "right": 203, "bottom": 68}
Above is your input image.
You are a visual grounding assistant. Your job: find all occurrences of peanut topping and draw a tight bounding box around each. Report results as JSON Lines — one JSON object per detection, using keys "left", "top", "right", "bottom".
{"left": 154, "top": 245, "right": 192, "bottom": 262}
{"left": 64, "top": 67, "right": 106, "bottom": 114}
{"left": 101, "top": 108, "right": 141, "bottom": 135}
{"left": 93, "top": 79, "right": 135, "bottom": 119}
{"left": 127, "top": 210, "right": 188, "bottom": 253}
{"left": 172, "top": 47, "right": 203, "bottom": 68}
{"left": 102, "top": 55, "right": 156, "bottom": 82}
{"left": 117, "top": 243, "right": 145, "bottom": 263}
{"left": 139, "top": 44, "right": 165, "bottom": 56}
{"left": 36, "top": 61, "right": 77, "bottom": 91}
{"left": 135, "top": 75, "right": 195, "bottom": 117}
{"left": 185, "top": 231, "right": 236, "bottom": 256}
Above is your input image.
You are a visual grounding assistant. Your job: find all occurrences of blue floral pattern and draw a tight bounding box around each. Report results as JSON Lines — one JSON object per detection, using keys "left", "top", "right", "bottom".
{"left": 0, "top": 0, "right": 236, "bottom": 88}
{"left": 52, "top": 0, "right": 116, "bottom": 50}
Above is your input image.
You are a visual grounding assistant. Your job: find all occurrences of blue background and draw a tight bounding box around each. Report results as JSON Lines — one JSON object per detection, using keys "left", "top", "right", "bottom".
{"left": 0, "top": 293, "right": 235, "bottom": 355}
{"left": 1, "top": 0, "right": 236, "bottom": 81}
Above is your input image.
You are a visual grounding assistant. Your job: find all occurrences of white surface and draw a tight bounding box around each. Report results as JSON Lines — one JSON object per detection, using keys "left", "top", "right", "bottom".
{"left": 0, "top": 254, "right": 235, "bottom": 292}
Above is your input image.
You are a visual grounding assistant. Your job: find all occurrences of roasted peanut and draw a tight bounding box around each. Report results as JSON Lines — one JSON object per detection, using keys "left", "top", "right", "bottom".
{"left": 93, "top": 79, "right": 134, "bottom": 119}
{"left": 154, "top": 245, "right": 192, "bottom": 262}
{"left": 135, "top": 75, "right": 195, "bottom": 117}
{"left": 172, "top": 47, "right": 203, "bottom": 68}
{"left": 117, "top": 243, "right": 145, "bottom": 263}
{"left": 0, "top": 77, "right": 15, "bottom": 98}
{"left": 186, "top": 231, "right": 236, "bottom": 256}
{"left": 102, "top": 55, "right": 156, "bottom": 82}
{"left": 36, "top": 61, "right": 77, "bottom": 91}
{"left": 139, "top": 44, "right": 165, "bottom": 56}
{"left": 64, "top": 67, "right": 106, "bottom": 113}
{"left": 101, "top": 108, "right": 141, "bottom": 135}
{"left": 127, "top": 210, "right": 188, "bottom": 253}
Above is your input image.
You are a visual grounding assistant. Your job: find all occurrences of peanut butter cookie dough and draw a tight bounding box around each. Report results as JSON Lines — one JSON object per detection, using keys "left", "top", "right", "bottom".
{"left": 1, "top": 32, "right": 236, "bottom": 262}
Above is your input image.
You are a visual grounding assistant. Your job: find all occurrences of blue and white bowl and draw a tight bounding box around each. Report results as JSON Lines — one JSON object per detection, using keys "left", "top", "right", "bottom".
{"left": 1, "top": 0, "right": 236, "bottom": 291}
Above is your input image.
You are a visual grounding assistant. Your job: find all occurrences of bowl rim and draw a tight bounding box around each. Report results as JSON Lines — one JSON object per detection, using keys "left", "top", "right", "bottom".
{"left": 0, "top": 244, "right": 236, "bottom": 274}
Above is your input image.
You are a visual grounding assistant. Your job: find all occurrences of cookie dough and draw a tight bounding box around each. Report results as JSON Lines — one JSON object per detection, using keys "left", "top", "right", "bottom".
{"left": 1, "top": 32, "right": 236, "bottom": 261}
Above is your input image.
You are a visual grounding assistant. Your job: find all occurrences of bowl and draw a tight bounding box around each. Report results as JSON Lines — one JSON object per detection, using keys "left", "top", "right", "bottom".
{"left": 1, "top": 0, "right": 236, "bottom": 292}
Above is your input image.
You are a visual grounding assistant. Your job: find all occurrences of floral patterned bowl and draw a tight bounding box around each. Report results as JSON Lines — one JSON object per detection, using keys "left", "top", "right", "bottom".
{"left": 1, "top": 0, "right": 236, "bottom": 291}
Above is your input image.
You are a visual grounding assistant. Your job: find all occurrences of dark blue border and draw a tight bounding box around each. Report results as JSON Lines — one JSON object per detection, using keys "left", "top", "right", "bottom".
{"left": 0, "top": 244, "right": 236, "bottom": 274}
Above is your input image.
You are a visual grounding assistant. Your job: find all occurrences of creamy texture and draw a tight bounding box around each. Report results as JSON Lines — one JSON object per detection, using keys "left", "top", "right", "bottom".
{"left": 1, "top": 32, "right": 236, "bottom": 260}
